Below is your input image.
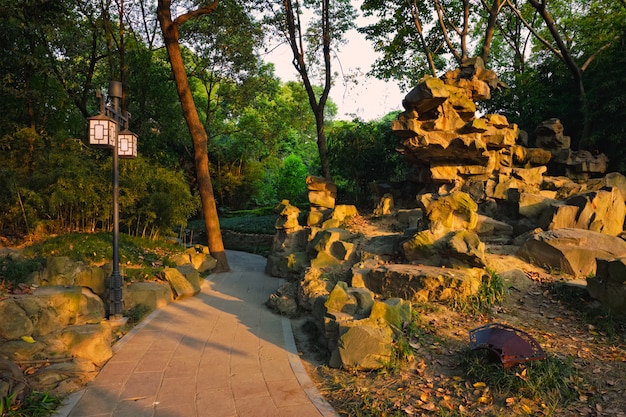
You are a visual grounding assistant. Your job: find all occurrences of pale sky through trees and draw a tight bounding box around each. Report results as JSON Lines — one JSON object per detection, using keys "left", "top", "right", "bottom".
{"left": 264, "top": 1, "right": 406, "bottom": 122}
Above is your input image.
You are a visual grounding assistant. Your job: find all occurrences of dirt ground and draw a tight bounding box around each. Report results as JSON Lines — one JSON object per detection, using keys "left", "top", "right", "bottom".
{"left": 291, "top": 216, "right": 626, "bottom": 417}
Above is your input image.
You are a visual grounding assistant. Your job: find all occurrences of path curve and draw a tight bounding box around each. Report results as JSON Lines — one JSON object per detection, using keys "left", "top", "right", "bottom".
{"left": 54, "top": 250, "right": 339, "bottom": 417}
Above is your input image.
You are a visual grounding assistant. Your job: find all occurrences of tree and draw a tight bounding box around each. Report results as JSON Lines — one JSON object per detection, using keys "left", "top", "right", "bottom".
{"left": 360, "top": 0, "right": 507, "bottom": 88}
{"left": 263, "top": 0, "right": 356, "bottom": 180}
{"left": 157, "top": 0, "right": 229, "bottom": 272}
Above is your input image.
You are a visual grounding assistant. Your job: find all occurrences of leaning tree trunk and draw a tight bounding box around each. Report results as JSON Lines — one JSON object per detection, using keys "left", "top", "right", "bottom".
{"left": 157, "top": 0, "right": 229, "bottom": 272}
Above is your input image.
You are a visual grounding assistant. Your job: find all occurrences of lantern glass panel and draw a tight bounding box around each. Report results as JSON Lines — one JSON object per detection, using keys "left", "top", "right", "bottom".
{"left": 118, "top": 131, "right": 137, "bottom": 159}
{"left": 88, "top": 115, "right": 116, "bottom": 148}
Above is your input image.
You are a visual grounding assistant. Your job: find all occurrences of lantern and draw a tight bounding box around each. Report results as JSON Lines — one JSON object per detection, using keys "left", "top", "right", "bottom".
{"left": 117, "top": 129, "right": 138, "bottom": 158}
{"left": 88, "top": 113, "right": 117, "bottom": 148}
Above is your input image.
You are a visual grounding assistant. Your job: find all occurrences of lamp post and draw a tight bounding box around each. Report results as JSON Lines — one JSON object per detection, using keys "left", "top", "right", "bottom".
{"left": 88, "top": 81, "right": 137, "bottom": 321}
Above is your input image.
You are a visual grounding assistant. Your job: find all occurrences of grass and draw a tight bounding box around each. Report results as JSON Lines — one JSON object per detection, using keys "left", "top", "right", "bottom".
{"left": 449, "top": 269, "right": 506, "bottom": 314}
{"left": 1, "top": 390, "right": 61, "bottom": 417}
{"left": 460, "top": 349, "right": 581, "bottom": 414}
{"left": 1, "top": 232, "right": 185, "bottom": 289}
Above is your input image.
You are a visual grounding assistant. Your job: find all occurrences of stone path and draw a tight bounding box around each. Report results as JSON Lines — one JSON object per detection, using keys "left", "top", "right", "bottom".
{"left": 54, "top": 250, "right": 338, "bottom": 417}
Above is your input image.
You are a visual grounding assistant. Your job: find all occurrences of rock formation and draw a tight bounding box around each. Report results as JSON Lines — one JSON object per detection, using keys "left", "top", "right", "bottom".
{"left": 0, "top": 246, "right": 216, "bottom": 400}
{"left": 265, "top": 58, "right": 626, "bottom": 369}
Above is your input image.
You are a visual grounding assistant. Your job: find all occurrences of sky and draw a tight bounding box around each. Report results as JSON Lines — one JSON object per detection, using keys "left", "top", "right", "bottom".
{"left": 263, "top": 4, "right": 407, "bottom": 122}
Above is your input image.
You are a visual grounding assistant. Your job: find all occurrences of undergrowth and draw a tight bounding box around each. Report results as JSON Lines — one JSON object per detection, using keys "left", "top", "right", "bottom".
{"left": 1, "top": 391, "right": 61, "bottom": 417}
{"left": 450, "top": 269, "right": 506, "bottom": 314}
{"left": 460, "top": 349, "right": 581, "bottom": 414}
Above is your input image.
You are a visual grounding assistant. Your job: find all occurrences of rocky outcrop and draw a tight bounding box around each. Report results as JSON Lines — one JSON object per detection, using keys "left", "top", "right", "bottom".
{"left": 312, "top": 282, "right": 412, "bottom": 370}
{"left": 517, "top": 228, "right": 626, "bottom": 277}
{"left": 0, "top": 246, "right": 216, "bottom": 399}
{"left": 367, "top": 264, "right": 483, "bottom": 303}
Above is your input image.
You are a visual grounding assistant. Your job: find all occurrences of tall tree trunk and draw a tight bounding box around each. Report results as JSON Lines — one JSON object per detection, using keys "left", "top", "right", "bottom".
{"left": 283, "top": 0, "right": 332, "bottom": 180}
{"left": 157, "top": 0, "right": 229, "bottom": 272}
{"left": 527, "top": 0, "right": 590, "bottom": 140}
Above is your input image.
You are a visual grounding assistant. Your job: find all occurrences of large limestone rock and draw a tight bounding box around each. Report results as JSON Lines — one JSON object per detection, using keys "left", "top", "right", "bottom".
{"left": 402, "top": 229, "right": 486, "bottom": 268}
{"left": 420, "top": 191, "right": 478, "bottom": 231}
{"left": 266, "top": 218, "right": 311, "bottom": 279}
{"left": 534, "top": 118, "right": 570, "bottom": 150}
{"left": 308, "top": 228, "right": 358, "bottom": 271}
{"left": 160, "top": 266, "right": 200, "bottom": 299}
{"left": 266, "top": 281, "right": 299, "bottom": 317}
{"left": 333, "top": 318, "right": 394, "bottom": 370}
{"left": 517, "top": 228, "right": 626, "bottom": 277}
{"left": 369, "top": 298, "right": 412, "bottom": 329}
{"left": 540, "top": 188, "right": 625, "bottom": 235}
{"left": 52, "top": 324, "right": 112, "bottom": 366}
{"left": 367, "top": 264, "right": 483, "bottom": 302}
{"left": 297, "top": 268, "right": 335, "bottom": 311}
{"left": 587, "top": 257, "right": 626, "bottom": 316}
{"left": 307, "top": 176, "right": 337, "bottom": 209}
{"left": 123, "top": 281, "right": 173, "bottom": 312}
{"left": 274, "top": 200, "right": 302, "bottom": 230}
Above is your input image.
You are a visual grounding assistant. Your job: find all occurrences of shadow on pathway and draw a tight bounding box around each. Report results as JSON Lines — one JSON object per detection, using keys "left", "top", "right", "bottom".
{"left": 53, "top": 250, "right": 338, "bottom": 417}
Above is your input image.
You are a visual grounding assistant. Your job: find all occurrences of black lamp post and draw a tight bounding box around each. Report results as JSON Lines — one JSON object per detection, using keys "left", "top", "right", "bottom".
{"left": 88, "top": 80, "right": 137, "bottom": 321}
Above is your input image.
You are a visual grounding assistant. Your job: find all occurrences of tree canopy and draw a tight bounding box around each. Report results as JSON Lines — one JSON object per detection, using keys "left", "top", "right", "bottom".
{"left": 0, "top": 0, "right": 624, "bottom": 242}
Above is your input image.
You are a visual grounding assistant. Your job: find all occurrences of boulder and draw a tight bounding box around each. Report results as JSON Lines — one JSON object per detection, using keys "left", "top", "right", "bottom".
{"left": 297, "top": 268, "right": 335, "bottom": 311}
{"left": 360, "top": 235, "right": 403, "bottom": 261}
{"left": 307, "top": 207, "right": 331, "bottom": 226}
{"left": 274, "top": 200, "right": 301, "bottom": 229}
{"left": 307, "top": 176, "right": 337, "bottom": 209}
{"left": 587, "top": 258, "right": 626, "bottom": 316}
{"left": 369, "top": 298, "right": 412, "bottom": 329}
{"left": 73, "top": 266, "right": 107, "bottom": 297}
{"left": 160, "top": 267, "right": 200, "bottom": 299}
{"left": 517, "top": 228, "right": 626, "bottom": 277}
{"left": 373, "top": 194, "right": 395, "bottom": 216}
{"left": 123, "top": 281, "right": 173, "bottom": 312}
{"left": 331, "top": 205, "right": 358, "bottom": 222}
{"left": 403, "top": 76, "right": 450, "bottom": 114}
{"left": 402, "top": 229, "right": 486, "bottom": 268}
{"left": 0, "top": 298, "right": 33, "bottom": 340}
{"left": 53, "top": 324, "right": 112, "bottom": 366}
{"left": 535, "top": 118, "right": 570, "bottom": 150}
{"left": 367, "top": 264, "right": 483, "bottom": 302}
{"left": 540, "top": 188, "right": 625, "bottom": 235}
{"left": 190, "top": 252, "right": 217, "bottom": 273}
{"left": 421, "top": 191, "right": 478, "bottom": 231}
{"left": 266, "top": 281, "right": 299, "bottom": 317}
{"left": 332, "top": 318, "right": 394, "bottom": 370}
{"left": 265, "top": 251, "right": 309, "bottom": 279}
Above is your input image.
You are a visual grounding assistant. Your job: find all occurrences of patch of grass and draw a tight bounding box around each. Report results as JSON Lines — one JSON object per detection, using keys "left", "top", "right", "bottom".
{"left": 1, "top": 390, "right": 61, "bottom": 417}
{"left": 124, "top": 304, "right": 153, "bottom": 324}
{"left": 190, "top": 214, "right": 277, "bottom": 236}
{"left": 1, "top": 233, "right": 185, "bottom": 287}
{"left": 21, "top": 232, "right": 183, "bottom": 265}
{"left": 450, "top": 269, "right": 506, "bottom": 314}
{"left": 460, "top": 349, "right": 580, "bottom": 413}
{"left": 0, "top": 255, "right": 45, "bottom": 287}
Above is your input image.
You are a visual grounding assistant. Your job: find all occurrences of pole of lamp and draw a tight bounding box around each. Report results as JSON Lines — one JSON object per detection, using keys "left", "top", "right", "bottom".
{"left": 108, "top": 80, "right": 123, "bottom": 320}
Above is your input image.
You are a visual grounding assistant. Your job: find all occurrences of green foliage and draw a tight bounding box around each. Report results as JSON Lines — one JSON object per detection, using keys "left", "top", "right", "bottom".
{"left": 213, "top": 215, "right": 277, "bottom": 235}
{"left": 275, "top": 154, "right": 309, "bottom": 206}
{"left": 327, "top": 115, "right": 406, "bottom": 206}
{"left": 21, "top": 232, "right": 184, "bottom": 268}
{"left": 450, "top": 269, "right": 506, "bottom": 314}
{"left": 461, "top": 349, "right": 580, "bottom": 410}
{"left": 0, "top": 390, "right": 61, "bottom": 417}
{"left": 124, "top": 304, "right": 152, "bottom": 325}
{"left": 0, "top": 255, "right": 45, "bottom": 288}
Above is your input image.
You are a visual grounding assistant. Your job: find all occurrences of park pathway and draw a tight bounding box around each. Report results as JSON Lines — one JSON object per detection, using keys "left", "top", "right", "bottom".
{"left": 54, "top": 250, "right": 339, "bottom": 417}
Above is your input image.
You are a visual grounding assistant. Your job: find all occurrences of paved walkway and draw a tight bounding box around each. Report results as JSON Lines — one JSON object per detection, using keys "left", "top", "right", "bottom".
{"left": 54, "top": 251, "right": 339, "bottom": 417}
